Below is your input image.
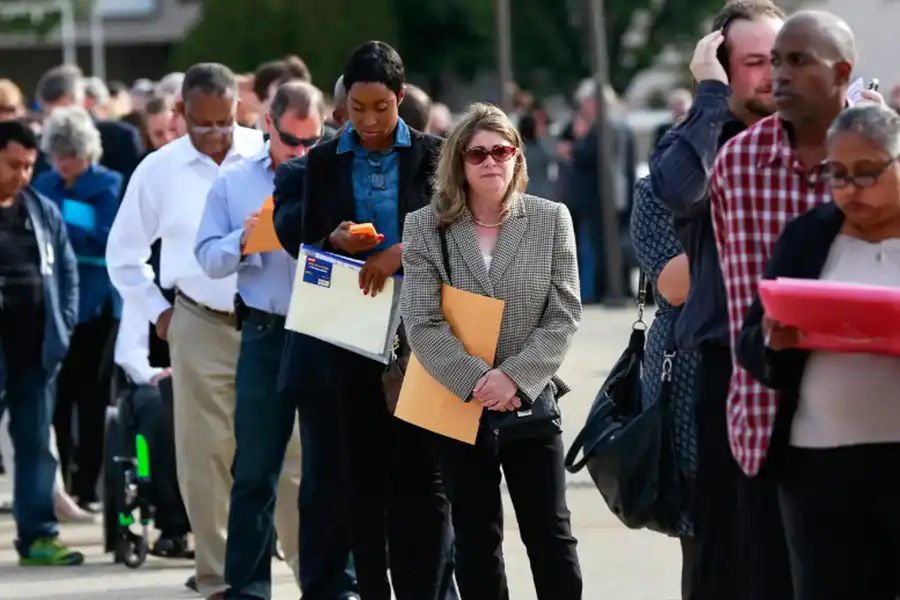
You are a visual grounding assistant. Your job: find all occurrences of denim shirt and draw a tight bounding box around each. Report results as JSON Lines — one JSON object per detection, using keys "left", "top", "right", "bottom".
{"left": 649, "top": 80, "right": 745, "bottom": 351}
{"left": 0, "top": 188, "right": 79, "bottom": 391}
{"left": 33, "top": 164, "right": 122, "bottom": 322}
{"left": 337, "top": 119, "right": 411, "bottom": 256}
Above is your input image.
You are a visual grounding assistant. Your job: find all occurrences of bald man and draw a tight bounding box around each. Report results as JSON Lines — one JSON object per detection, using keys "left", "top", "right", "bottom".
{"left": 709, "top": 10, "right": 880, "bottom": 600}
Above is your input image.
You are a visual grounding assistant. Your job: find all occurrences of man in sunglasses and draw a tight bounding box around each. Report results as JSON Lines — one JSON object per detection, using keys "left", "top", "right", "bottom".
{"left": 192, "top": 79, "right": 328, "bottom": 600}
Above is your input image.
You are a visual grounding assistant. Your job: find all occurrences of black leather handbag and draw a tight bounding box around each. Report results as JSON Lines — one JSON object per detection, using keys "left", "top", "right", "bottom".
{"left": 487, "top": 384, "right": 562, "bottom": 443}
{"left": 563, "top": 273, "right": 685, "bottom": 535}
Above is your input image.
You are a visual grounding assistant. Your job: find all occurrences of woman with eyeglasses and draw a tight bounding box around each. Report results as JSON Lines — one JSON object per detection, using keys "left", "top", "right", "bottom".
{"left": 738, "top": 103, "right": 900, "bottom": 599}
{"left": 400, "top": 103, "right": 583, "bottom": 599}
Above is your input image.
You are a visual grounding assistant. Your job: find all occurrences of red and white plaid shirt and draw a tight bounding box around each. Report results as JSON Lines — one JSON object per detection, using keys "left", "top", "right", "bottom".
{"left": 709, "top": 115, "right": 831, "bottom": 476}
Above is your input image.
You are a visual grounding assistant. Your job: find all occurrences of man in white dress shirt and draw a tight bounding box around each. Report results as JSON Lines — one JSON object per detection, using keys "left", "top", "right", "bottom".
{"left": 106, "top": 63, "right": 266, "bottom": 600}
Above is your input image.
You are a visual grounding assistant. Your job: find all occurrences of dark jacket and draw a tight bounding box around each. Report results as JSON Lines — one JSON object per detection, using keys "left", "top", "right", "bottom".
{"left": 33, "top": 164, "right": 122, "bottom": 322}
{"left": 649, "top": 80, "right": 745, "bottom": 350}
{"left": 95, "top": 118, "right": 144, "bottom": 183}
{"left": 276, "top": 126, "right": 442, "bottom": 395}
{"left": 0, "top": 187, "right": 79, "bottom": 390}
{"left": 736, "top": 202, "right": 846, "bottom": 468}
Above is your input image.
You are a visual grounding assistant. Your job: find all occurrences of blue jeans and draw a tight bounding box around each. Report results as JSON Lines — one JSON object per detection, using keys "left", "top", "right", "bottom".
{"left": 2, "top": 362, "right": 58, "bottom": 553}
{"left": 224, "top": 317, "right": 298, "bottom": 600}
{"left": 577, "top": 221, "right": 598, "bottom": 303}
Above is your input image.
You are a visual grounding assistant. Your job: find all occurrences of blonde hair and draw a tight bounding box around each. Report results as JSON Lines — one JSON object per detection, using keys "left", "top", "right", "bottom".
{"left": 0, "top": 79, "right": 23, "bottom": 108}
{"left": 432, "top": 102, "right": 528, "bottom": 226}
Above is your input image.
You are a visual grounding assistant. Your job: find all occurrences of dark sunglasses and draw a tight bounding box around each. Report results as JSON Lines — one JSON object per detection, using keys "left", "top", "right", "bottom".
{"left": 275, "top": 125, "right": 321, "bottom": 149}
{"left": 462, "top": 144, "right": 517, "bottom": 165}
{"left": 823, "top": 155, "right": 899, "bottom": 189}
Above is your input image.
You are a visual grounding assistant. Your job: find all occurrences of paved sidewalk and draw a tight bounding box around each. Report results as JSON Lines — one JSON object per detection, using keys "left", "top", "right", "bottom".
{"left": 0, "top": 305, "right": 682, "bottom": 600}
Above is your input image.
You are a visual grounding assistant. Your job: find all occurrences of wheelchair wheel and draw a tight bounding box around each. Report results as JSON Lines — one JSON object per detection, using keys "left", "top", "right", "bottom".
{"left": 103, "top": 406, "right": 126, "bottom": 560}
{"left": 119, "top": 534, "right": 149, "bottom": 569}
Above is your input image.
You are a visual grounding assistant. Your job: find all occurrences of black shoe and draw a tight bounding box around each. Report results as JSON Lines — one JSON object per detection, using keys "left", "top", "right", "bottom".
{"left": 0, "top": 500, "right": 12, "bottom": 514}
{"left": 77, "top": 500, "right": 103, "bottom": 514}
{"left": 152, "top": 534, "right": 192, "bottom": 558}
{"left": 185, "top": 575, "right": 198, "bottom": 592}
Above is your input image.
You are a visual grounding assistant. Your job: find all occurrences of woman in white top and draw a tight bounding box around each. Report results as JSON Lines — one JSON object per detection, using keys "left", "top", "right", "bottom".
{"left": 738, "top": 103, "right": 900, "bottom": 600}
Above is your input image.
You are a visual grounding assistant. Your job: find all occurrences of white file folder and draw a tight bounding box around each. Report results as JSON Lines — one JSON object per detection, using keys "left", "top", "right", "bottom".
{"left": 285, "top": 245, "right": 402, "bottom": 363}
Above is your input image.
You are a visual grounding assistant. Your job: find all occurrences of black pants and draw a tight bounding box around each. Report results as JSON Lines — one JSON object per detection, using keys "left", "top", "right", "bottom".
{"left": 691, "top": 345, "right": 792, "bottom": 600}
{"left": 55, "top": 306, "right": 117, "bottom": 502}
{"left": 779, "top": 444, "right": 900, "bottom": 600}
{"left": 442, "top": 429, "right": 582, "bottom": 600}
{"left": 335, "top": 347, "right": 451, "bottom": 600}
{"left": 119, "top": 382, "right": 190, "bottom": 536}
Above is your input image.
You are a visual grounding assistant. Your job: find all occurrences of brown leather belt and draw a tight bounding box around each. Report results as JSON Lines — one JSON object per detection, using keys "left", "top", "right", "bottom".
{"left": 176, "top": 290, "right": 235, "bottom": 322}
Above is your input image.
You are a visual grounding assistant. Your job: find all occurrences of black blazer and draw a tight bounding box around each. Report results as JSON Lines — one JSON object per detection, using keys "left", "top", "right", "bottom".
{"left": 300, "top": 127, "right": 443, "bottom": 255}
{"left": 276, "top": 126, "right": 443, "bottom": 395}
{"left": 737, "top": 202, "right": 845, "bottom": 464}
{"left": 95, "top": 118, "right": 144, "bottom": 183}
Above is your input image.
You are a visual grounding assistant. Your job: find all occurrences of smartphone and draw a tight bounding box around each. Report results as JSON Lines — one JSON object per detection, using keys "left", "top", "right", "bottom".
{"left": 868, "top": 79, "right": 880, "bottom": 92}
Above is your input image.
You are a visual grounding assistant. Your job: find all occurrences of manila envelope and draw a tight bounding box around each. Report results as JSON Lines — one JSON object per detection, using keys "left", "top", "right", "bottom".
{"left": 243, "top": 196, "right": 283, "bottom": 254}
{"left": 394, "top": 285, "right": 505, "bottom": 444}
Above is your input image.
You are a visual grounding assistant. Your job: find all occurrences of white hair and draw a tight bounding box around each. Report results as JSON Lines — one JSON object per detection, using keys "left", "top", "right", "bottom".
{"left": 41, "top": 106, "right": 103, "bottom": 163}
{"left": 84, "top": 76, "right": 110, "bottom": 106}
{"left": 156, "top": 72, "right": 185, "bottom": 97}
{"left": 828, "top": 104, "right": 900, "bottom": 156}
{"left": 575, "top": 78, "right": 596, "bottom": 104}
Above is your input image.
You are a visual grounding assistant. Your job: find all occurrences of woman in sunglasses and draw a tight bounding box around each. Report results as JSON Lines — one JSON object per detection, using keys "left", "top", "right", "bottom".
{"left": 738, "top": 103, "right": 900, "bottom": 599}
{"left": 400, "top": 103, "right": 583, "bottom": 599}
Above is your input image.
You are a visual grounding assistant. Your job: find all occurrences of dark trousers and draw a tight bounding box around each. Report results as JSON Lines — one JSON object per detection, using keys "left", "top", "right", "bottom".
{"left": 119, "top": 382, "right": 189, "bottom": 536}
{"left": 442, "top": 430, "right": 582, "bottom": 600}
{"left": 333, "top": 346, "right": 451, "bottom": 600}
{"left": 1, "top": 359, "right": 57, "bottom": 553}
{"left": 691, "top": 346, "right": 792, "bottom": 600}
{"left": 779, "top": 444, "right": 900, "bottom": 600}
{"left": 279, "top": 333, "right": 357, "bottom": 600}
{"left": 690, "top": 346, "right": 739, "bottom": 599}
{"left": 55, "top": 306, "right": 117, "bottom": 502}
{"left": 225, "top": 315, "right": 298, "bottom": 600}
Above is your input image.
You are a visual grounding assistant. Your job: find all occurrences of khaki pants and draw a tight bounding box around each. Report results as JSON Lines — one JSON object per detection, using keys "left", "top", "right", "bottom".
{"left": 169, "top": 296, "right": 301, "bottom": 597}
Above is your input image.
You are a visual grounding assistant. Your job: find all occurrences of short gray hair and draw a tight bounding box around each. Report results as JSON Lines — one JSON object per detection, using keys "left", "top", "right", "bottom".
{"left": 36, "top": 65, "right": 85, "bottom": 106}
{"left": 270, "top": 80, "right": 325, "bottom": 123}
{"left": 333, "top": 75, "right": 346, "bottom": 105}
{"left": 41, "top": 106, "right": 103, "bottom": 163}
{"left": 827, "top": 104, "right": 900, "bottom": 157}
{"left": 181, "top": 63, "right": 237, "bottom": 100}
{"left": 156, "top": 72, "right": 184, "bottom": 97}
{"left": 84, "top": 76, "right": 110, "bottom": 107}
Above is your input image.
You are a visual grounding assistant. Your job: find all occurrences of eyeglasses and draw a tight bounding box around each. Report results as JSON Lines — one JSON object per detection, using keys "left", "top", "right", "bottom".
{"left": 462, "top": 144, "right": 517, "bottom": 165}
{"left": 185, "top": 113, "right": 234, "bottom": 135}
{"left": 274, "top": 124, "right": 321, "bottom": 149}
{"left": 823, "top": 155, "right": 899, "bottom": 189}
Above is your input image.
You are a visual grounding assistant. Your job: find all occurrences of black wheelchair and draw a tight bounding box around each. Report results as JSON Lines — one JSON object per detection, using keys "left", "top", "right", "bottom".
{"left": 103, "top": 369, "right": 193, "bottom": 568}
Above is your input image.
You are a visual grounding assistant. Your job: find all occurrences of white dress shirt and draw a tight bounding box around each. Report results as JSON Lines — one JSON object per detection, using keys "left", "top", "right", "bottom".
{"left": 114, "top": 299, "right": 165, "bottom": 386}
{"left": 106, "top": 128, "right": 265, "bottom": 323}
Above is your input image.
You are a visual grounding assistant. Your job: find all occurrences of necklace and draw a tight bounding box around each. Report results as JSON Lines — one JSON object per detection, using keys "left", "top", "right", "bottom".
{"left": 472, "top": 216, "right": 505, "bottom": 228}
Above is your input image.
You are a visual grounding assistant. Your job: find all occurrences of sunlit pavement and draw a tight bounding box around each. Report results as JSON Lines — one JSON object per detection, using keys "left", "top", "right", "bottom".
{"left": 0, "top": 305, "right": 682, "bottom": 599}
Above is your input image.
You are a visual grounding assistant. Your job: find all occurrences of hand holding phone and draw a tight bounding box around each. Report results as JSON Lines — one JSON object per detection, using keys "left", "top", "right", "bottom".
{"left": 690, "top": 30, "right": 729, "bottom": 85}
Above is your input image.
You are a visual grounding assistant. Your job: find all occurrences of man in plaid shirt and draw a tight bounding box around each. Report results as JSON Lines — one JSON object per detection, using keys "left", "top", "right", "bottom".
{"left": 710, "top": 10, "right": 870, "bottom": 596}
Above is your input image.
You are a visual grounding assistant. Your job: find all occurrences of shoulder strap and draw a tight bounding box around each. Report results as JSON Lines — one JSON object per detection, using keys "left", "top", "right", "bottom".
{"left": 438, "top": 227, "right": 452, "bottom": 285}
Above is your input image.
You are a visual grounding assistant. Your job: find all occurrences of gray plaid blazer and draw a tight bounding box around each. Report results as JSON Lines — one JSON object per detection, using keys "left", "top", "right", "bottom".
{"left": 400, "top": 193, "right": 582, "bottom": 404}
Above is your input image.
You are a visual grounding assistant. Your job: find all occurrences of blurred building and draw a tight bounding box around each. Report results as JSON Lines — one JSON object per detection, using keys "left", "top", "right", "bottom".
{"left": 0, "top": 0, "right": 200, "bottom": 97}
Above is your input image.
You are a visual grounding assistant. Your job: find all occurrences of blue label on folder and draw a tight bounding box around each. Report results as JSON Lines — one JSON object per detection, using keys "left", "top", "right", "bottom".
{"left": 303, "top": 255, "right": 332, "bottom": 288}
{"left": 62, "top": 198, "right": 97, "bottom": 231}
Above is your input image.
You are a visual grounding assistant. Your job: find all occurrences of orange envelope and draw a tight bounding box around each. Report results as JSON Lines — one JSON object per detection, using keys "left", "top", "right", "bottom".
{"left": 394, "top": 285, "right": 505, "bottom": 444}
{"left": 242, "top": 196, "right": 282, "bottom": 254}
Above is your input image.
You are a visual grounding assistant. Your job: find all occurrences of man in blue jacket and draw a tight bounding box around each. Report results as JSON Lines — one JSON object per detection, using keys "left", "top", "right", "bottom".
{"left": 0, "top": 120, "right": 81, "bottom": 565}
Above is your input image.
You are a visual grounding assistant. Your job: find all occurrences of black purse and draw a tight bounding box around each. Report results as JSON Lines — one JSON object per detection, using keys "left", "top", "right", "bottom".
{"left": 486, "top": 384, "right": 562, "bottom": 443}
{"left": 563, "top": 272, "right": 685, "bottom": 535}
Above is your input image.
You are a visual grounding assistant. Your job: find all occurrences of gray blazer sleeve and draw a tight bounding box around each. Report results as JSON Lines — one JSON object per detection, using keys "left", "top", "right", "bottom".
{"left": 400, "top": 211, "right": 493, "bottom": 401}
{"left": 497, "top": 203, "right": 582, "bottom": 402}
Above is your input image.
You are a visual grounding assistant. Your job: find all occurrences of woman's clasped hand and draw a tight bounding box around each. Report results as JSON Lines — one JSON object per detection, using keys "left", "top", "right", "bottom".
{"left": 473, "top": 369, "right": 522, "bottom": 411}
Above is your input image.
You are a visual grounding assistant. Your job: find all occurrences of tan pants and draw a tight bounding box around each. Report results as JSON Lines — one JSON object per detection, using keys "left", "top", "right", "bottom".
{"left": 169, "top": 296, "right": 301, "bottom": 597}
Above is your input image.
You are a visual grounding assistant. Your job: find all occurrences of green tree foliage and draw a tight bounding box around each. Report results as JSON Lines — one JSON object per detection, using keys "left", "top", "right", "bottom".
{"left": 171, "top": 0, "right": 731, "bottom": 97}
{"left": 170, "top": 0, "right": 399, "bottom": 87}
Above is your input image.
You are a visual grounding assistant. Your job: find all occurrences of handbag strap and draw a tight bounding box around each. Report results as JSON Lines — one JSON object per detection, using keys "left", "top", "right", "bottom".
{"left": 438, "top": 227, "right": 452, "bottom": 285}
{"left": 635, "top": 270, "right": 648, "bottom": 330}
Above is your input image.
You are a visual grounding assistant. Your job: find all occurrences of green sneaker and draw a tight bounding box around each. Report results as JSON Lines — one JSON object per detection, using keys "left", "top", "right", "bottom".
{"left": 18, "top": 538, "right": 84, "bottom": 566}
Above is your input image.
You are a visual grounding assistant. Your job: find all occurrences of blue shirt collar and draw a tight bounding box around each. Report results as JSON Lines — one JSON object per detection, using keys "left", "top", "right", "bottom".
{"left": 251, "top": 143, "right": 274, "bottom": 170}
{"left": 337, "top": 118, "right": 412, "bottom": 155}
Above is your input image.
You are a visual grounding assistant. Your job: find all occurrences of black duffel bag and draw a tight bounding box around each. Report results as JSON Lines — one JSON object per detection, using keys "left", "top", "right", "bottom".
{"left": 563, "top": 274, "right": 685, "bottom": 535}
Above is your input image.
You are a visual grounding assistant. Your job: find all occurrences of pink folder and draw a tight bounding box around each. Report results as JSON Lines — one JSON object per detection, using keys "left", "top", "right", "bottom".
{"left": 758, "top": 278, "right": 900, "bottom": 356}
